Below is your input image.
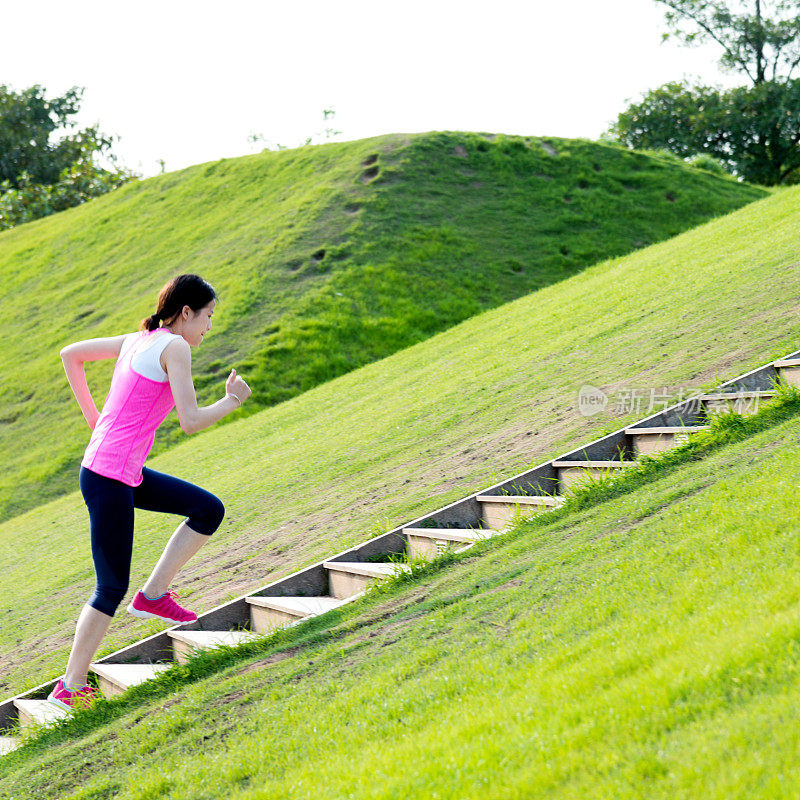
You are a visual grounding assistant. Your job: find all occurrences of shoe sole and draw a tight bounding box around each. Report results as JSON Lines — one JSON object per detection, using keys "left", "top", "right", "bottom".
{"left": 47, "top": 695, "right": 73, "bottom": 711}
{"left": 47, "top": 694, "right": 97, "bottom": 711}
{"left": 126, "top": 603, "right": 196, "bottom": 624}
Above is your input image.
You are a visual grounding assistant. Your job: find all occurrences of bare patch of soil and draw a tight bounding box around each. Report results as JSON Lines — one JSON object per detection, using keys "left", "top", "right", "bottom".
{"left": 361, "top": 167, "right": 379, "bottom": 183}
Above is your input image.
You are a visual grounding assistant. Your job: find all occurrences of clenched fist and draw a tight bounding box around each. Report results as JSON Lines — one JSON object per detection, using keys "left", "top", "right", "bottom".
{"left": 226, "top": 369, "right": 252, "bottom": 404}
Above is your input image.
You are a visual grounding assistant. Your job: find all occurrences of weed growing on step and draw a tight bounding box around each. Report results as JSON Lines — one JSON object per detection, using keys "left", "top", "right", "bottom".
{"left": 493, "top": 482, "right": 564, "bottom": 499}
{"left": 381, "top": 547, "right": 462, "bottom": 582}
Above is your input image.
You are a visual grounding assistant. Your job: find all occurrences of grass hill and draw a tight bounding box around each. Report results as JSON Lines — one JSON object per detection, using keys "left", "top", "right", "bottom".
{"left": 0, "top": 131, "right": 767, "bottom": 524}
{"left": 0, "top": 181, "right": 798, "bottom": 702}
{"left": 3, "top": 396, "right": 800, "bottom": 797}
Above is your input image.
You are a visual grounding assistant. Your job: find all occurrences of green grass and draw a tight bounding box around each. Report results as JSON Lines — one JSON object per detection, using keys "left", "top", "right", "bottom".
{"left": 0, "top": 130, "right": 767, "bottom": 523}
{"left": 3, "top": 394, "right": 800, "bottom": 797}
{"left": 0, "top": 180, "right": 798, "bottom": 701}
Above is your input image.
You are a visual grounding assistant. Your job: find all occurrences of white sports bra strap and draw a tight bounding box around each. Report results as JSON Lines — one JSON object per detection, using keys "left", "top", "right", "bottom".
{"left": 127, "top": 330, "right": 178, "bottom": 382}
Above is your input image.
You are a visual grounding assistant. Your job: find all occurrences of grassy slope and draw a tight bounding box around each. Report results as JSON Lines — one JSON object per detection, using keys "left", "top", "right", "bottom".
{"left": 0, "top": 183, "right": 798, "bottom": 700}
{"left": 0, "top": 131, "right": 767, "bottom": 523}
{"left": 3, "top": 404, "right": 800, "bottom": 797}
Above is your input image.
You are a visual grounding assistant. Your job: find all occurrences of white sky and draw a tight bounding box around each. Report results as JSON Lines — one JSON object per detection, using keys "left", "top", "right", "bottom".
{"left": 2, "top": 0, "right": 743, "bottom": 178}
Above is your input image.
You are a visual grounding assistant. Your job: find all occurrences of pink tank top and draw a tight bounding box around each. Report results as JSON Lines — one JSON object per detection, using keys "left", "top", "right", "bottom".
{"left": 81, "top": 328, "right": 179, "bottom": 486}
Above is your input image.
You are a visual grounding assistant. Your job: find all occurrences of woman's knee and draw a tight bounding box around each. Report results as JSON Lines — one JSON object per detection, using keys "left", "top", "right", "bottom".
{"left": 89, "top": 583, "right": 128, "bottom": 617}
{"left": 188, "top": 494, "right": 225, "bottom": 536}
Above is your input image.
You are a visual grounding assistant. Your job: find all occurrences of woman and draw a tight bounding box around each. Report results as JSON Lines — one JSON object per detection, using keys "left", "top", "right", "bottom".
{"left": 50, "top": 273, "right": 251, "bottom": 711}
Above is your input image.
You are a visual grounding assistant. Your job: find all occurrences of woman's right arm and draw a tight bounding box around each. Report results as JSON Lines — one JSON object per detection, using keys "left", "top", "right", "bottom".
{"left": 61, "top": 333, "right": 130, "bottom": 429}
{"left": 164, "top": 338, "right": 249, "bottom": 435}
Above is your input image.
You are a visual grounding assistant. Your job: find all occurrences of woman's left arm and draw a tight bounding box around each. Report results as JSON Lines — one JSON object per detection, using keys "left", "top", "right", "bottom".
{"left": 60, "top": 334, "right": 132, "bottom": 429}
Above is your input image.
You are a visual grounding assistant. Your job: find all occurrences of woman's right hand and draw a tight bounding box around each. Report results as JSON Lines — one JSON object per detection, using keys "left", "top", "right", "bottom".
{"left": 226, "top": 369, "right": 252, "bottom": 404}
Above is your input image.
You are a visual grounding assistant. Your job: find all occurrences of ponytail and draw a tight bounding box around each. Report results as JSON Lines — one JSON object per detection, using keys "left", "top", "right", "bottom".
{"left": 142, "top": 311, "right": 162, "bottom": 332}
{"left": 139, "top": 274, "right": 217, "bottom": 332}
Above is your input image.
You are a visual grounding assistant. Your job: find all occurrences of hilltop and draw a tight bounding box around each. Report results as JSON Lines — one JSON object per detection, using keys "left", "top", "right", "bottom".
{"left": 0, "top": 131, "right": 767, "bottom": 523}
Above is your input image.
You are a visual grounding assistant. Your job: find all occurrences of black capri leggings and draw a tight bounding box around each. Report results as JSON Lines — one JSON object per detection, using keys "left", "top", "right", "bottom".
{"left": 79, "top": 465, "right": 225, "bottom": 617}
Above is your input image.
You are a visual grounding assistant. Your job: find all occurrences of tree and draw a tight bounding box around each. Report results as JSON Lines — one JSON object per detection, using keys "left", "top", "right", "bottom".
{"left": 608, "top": 78, "right": 800, "bottom": 184}
{"left": 606, "top": 1, "right": 800, "bottom": 185}
{"left": 656, "top": 0, "right": 800, "bottom": 85}
{"left": 0, "top": 84, "right": 135, "bottom": 229}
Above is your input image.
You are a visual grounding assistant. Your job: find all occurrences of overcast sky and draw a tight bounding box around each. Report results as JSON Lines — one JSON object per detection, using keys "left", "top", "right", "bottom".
{"left": 2, "top": 0, "right": 742, "bottom": 178}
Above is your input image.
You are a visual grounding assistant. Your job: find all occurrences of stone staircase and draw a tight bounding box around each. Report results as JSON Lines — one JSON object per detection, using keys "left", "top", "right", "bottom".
{"left": 1, "top": 353, "right": 798, "bottom": 756}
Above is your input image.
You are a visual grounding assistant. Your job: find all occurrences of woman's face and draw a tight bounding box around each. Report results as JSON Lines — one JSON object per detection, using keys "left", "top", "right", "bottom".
{"left": 182, "top": 299, "right": 215, "bottom": 346}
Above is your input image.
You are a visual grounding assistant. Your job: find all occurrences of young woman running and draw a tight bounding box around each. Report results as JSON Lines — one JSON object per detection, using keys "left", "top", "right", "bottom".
{"left": 49, "top": 273, "right": 251, "bottom": 711}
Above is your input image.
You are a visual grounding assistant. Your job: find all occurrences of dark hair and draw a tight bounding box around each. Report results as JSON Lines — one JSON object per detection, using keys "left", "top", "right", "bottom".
{"left": 139, "top": 274, "right": 218, "bottom": 332}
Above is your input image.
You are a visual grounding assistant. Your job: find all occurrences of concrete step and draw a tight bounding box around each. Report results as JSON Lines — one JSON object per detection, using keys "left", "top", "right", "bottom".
{"left": 13, "top": 699, "right": 69, "bottom": 730}
{"left": 246, "top": 595, "right": 350, "bottom": 633}
{"left": 701, "top": 390, "right": 776, "bottom": 416}
{"left": 625, "top": 425, "right": 709, "bottom": 456}
{"left": 0, "top": 735, "right": 20, "bottom": 756}
{"left": 773, "top": 358, "right": 800, "bottom": 387}
{"left": 167, "top": 629, "right": 260, "bottom": 665}
{"left": 552, "top": 460, "right": 637, "bottom": 490}
{"left": 90, "top": 662, "right": 172, "bottom": 699}
{"left": 404, "top": 527, "right": 493, "bottom": 559}
{"left": 323, "top": 561, "right": 411, "bottom": 599}
{"left": 475, "top": 495, "right": 565, "bottom": 529}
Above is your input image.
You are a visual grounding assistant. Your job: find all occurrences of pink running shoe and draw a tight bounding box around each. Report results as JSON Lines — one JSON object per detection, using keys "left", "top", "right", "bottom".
{"left": 126, "top": 590, "right": 198, "bottom": 624}
{"left": 47, "top": 678, "right": 101, "bottom": 711}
